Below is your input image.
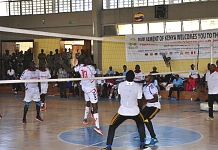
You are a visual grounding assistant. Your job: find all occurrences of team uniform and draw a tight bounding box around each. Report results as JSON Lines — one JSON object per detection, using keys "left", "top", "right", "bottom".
{"left": 140, "top": 83, "right": 160, "bottom": 146}
{"left": 74, "top": 64, "right": 103, "bottom": 135}
{"left": 20, "top": 69, "right": 40, "bottom": 102}
{"left": 39, "top": 69, "right": 51, "bottom": 94}
{"left": 74, "top": 64, "right": 97, "bottom": 103}
{"left": 102, "top": 81, "right": 151, "bottom": 150}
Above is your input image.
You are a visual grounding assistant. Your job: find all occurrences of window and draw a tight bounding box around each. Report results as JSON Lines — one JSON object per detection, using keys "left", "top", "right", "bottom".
{"left": 22, "top": 1, "right": 32, "bottom": 15}
{"left": 118, "top": 24, "right": 132, "bottom": 35}
{"left": 165, "top": 0, "right": 181, "bottom": 4}
{"left": 133, "top": 23, "right": 148, "bottom": 34}
{"left": 103, "top": 0, "right": 117, "bottom": 9}
{"left": 183, "top": 0, "right": 199, "bottom": 2}
{"left": 83, "top": 0, "right": 92, "bottom": 11}
{"left": 201, "top": 19, "right": 218, "bottom": 30}
{"left": 59, "top": 0, "right": 71, "bottom": 12}
{"left": 46, "top": 0, "right": 58, "bottom": 14}
{"left": 72, "top": 0, "right": 92, "bottom": 12}
{"left": 118, "top": 0, "right": 131, "bottom": 8}
{"left": 166, "top": 21, "right": 181, "bottom": 33}
{"left": 183, "top": 20, "right": 199, "bottom": 31}
{"left": 0, "top": 1, "right": 9, "bottom": 16}
{"left": 148, "top": 0, "right": 164, "bottom": 6}
{"left": 149, "top": 22, "right": 164, "bottom": 33}
{"left": 10, "top": 1, "right": 20, "bottom": 15}
{"left": 33, "top": 0, "right": 45, "bottom": 14}
{"left": 133, "top": 0, "right": 147, "bottom": 7}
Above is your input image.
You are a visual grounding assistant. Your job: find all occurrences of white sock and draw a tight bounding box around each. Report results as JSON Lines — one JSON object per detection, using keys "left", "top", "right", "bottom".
{"left": 94, "top": 113, "right": 100, "bottom": 128}
{"left": 84, "top": 106, "right": 90, "bottom": 119}
{"left": 109, "top": 93, "right": 112, "bottom": 97}
{"left": 41, "top": 103, "right": 44, "bottom": 107}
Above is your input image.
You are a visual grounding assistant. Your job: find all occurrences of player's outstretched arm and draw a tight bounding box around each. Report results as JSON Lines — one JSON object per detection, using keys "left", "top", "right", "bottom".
{"left": 56, "top": 59, "right": 74, "bottom": 73}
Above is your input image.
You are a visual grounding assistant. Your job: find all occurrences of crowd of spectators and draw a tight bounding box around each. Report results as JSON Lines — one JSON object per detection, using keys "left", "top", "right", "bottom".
{"left": 1, "top": 48, "right": 213, "bottom": 101}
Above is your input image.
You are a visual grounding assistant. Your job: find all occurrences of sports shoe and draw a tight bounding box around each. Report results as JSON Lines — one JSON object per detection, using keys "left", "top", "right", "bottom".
{"left": 140, "top": 144, "right": 152, "bottom": 150}
{"left": 40, "top": 103, "right": 46, "bottom": 111}
{"left": 101, "top": 147, "right": 112, "bottom": 150}
{"left": 83, "top": 119, "right": 88, "bottom": 125}
{"left": 149, "top": 138, "right": 158, "bottom": 146}
{"left": 205, "top": 117, "right": 214, "bottom": 121}
{"left": 40, "top": 106, "right": 46, "bottom": 111}
{"left": 134, "top": 135, "right": 146, "bottom": 140}
{"left": 35, "top": 116, "right": 43, "bottom": 122}
{"left": 94, "top": 126, "right": 104, "bottom": 135}
{"left": 108, "top": 96, "right": 112, "bottom": 99}
{"left": 22, "top": 119, "right": 26, "bottom": 124}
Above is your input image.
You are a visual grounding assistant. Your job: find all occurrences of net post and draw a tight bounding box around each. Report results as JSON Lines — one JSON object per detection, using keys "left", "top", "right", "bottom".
{"left": 210, "top": 39, "right": 214, "bottom": 64}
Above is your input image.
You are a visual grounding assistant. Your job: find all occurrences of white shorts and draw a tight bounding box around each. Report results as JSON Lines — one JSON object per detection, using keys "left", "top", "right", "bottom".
{"left": 40, "top": 87, "right": 48, "bottom": 95}
{"left": 24, "top": 88, "right": 40, "bottom": 102}
{"left": 41, "top": 83, "right": 48, "bottom": 94}
{"left": 82, "top": 86, "right": 98, "bottom": 104}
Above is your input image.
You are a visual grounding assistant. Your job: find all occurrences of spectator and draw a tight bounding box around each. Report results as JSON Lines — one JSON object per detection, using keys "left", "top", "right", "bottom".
{"left": 122, "top": 65, "right": 128, "bottom": 76}
{"left": 134, "top": 64, "right": 144, "bottom": 85}
{"left": 6, "top": 66, "right": 16, "bottom": 90}
{"left": 106, "top": 66, "right": 115, "bottom": 76}
{"left": 188, "top": 64, "right": 200, "bottom": 90}
{"left": 57, "top": 65, "right": 68, "bottom": 98}
{"left": 168, "top": 74, "right": 183, "bottom": 100}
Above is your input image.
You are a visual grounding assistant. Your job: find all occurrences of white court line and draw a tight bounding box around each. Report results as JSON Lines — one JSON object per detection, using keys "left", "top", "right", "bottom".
{"left": 74, "top": 112, "right": 203, "bottom": 150}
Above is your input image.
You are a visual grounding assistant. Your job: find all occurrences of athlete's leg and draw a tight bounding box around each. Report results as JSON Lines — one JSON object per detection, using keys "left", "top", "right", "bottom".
{"left": 40, "top": 94, "right": 46, "bottom": 110}
{"left": 105, "top": 114, "right": 126, "bottom": 148}
{"left": 23, "top": 102, "right": 30, "bottom": 121}
{"left": 36, "top": 101, "right": 41, "bottom": 118}
{"left": 132, "top": 114, "right": 146, "bottom": 147}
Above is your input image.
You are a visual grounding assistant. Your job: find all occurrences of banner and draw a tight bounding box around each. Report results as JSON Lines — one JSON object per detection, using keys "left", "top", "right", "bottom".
{"left": 125, "top": 29, "right": 218, "bottom": 62}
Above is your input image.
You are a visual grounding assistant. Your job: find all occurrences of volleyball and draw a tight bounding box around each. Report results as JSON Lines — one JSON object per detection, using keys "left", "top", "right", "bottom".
{"left": 134, "top": 12, "right": 144, "bottom": 22}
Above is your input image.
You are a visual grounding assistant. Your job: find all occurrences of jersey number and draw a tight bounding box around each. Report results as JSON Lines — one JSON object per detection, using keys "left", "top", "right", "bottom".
{"left": 81, "top": 70, "right": 88, "bottom": 78}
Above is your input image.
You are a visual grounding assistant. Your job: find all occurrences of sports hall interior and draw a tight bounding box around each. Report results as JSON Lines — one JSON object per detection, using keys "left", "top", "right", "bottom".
{"left": 0, "top": 0, "right": 218, "bottom": 150}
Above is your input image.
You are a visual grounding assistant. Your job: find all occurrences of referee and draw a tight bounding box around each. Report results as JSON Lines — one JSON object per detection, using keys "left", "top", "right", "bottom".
{"left": 101, "top": 70, "right": 151, "bottom": 150}
{"left": 205, "top": 64, "right": 218, "bottom": 121}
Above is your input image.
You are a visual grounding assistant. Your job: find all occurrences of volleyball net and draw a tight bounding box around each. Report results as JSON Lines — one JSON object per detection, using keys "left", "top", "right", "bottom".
{"left": 0, "top": 26, "right": 217, "bottom": 85}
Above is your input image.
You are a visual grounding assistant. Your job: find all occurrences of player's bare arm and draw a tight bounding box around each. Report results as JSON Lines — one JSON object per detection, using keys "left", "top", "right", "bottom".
{"left": 145, "top": 94, "right": 158, "bottom": 103}
{"left": 57, "top": 59, "right": 75, "bottom": 73}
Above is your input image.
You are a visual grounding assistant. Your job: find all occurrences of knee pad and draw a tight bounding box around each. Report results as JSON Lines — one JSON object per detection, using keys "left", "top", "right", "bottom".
{"left": 25, "top": 102, "right": 30, "bottom": 107}
{"left": 36, "top": 101, "right": 40, "bottom": 106}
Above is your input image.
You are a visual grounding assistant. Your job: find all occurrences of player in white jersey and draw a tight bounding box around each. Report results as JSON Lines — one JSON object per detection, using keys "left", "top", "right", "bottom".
{"left": 58, "top": 57, "right": 103, "bottom": 135}
{"left": 20, "top": 61, "right": 43, "bottom": 124}
{"left": 101, "top": 70, "right": 151, "bottom": 150}
{"left": 134, "top": 75, "right": 161, "bottom": 146}
{"left": 39, "top": 63, "right": 51, "bottom": 111}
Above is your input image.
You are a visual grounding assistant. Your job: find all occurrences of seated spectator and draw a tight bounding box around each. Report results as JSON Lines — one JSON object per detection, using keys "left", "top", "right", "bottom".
{"left": 188, "top": 64, "right": 200, "bottom": 90}
{"left": 157, "top": 75, "right": 167, "bottom": 90}
{"left": 101, "top": 74, "right": 114, "bottom": 98}
{"left": 106, "top": 66, "right": 115, "bottom": 76}
{"left": 109, "top": 73, "right": 124, "bottom": 99}
{"left": 168, "top": 74, "right": 183, "bottom": 100}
